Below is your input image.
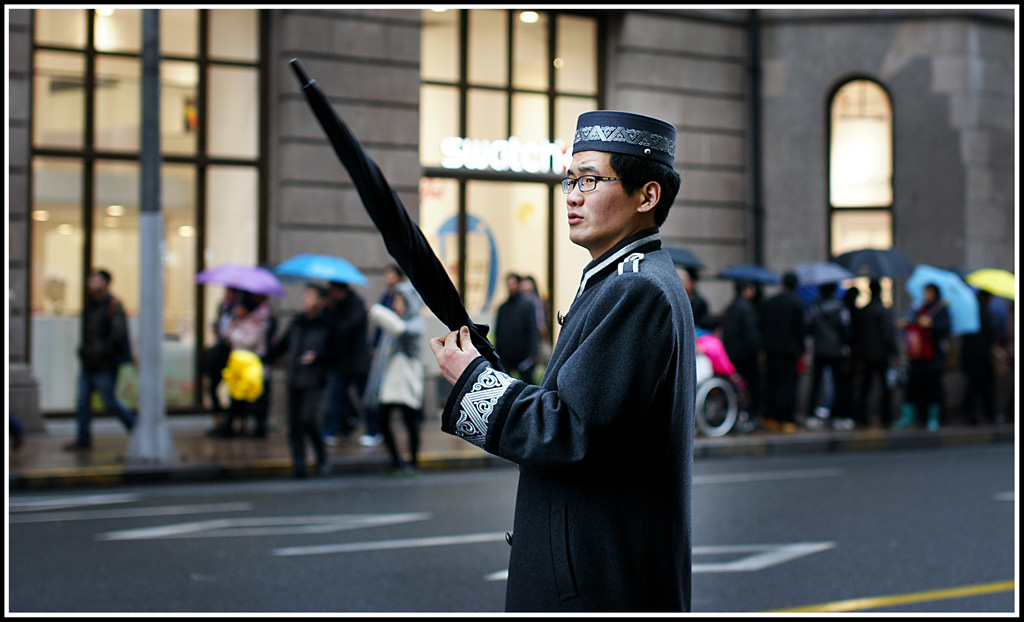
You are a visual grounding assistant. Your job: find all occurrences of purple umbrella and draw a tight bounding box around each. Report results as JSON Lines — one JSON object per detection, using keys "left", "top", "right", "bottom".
{"left": 195, "top": 263, "right": 286, "bottom": 297}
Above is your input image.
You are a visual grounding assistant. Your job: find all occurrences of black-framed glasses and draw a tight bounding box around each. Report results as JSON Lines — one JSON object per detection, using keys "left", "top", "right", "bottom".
{"left": 561, "top": 175, "right": 622, "bottom": 194}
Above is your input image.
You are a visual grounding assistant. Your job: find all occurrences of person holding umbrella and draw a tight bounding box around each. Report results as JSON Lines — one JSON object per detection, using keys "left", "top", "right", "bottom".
{"left": 894, "top": 282, "right": 951, "bottom": 431}
{"left": 431, "top": 110, "right": 696, "bottom": 611}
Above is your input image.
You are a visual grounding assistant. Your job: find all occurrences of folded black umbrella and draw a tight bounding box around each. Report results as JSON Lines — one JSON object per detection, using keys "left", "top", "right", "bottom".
{"left": 289, "top": 59, "right": 502, "bottom": 371}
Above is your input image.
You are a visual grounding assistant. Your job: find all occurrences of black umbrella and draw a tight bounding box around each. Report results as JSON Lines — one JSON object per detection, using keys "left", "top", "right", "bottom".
{"left": 665, "top": 246, "right": 704, "bottom": 270}
{"left": 832, "top": 247, "right": 915, "bottom": 279}
{"left": 717, "top": 263, "right": 780, "bottom": 285}
{"left": 288, "top": 59, "right": 502, "bottom": 371}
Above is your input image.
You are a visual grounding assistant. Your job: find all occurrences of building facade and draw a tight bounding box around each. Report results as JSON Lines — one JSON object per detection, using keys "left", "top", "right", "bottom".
{"left": 7, "top": 8, "right": 1016, "bottom": 428}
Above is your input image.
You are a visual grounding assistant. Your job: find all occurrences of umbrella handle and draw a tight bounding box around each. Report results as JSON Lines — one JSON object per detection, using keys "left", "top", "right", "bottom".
{"left": 289, "top": 58, "right": 311, "bottom": 87}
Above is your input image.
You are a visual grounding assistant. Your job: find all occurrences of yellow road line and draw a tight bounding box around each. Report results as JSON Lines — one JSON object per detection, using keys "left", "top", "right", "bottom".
{"left": 771, "top": 580, "right": 1015, "bottom": 613}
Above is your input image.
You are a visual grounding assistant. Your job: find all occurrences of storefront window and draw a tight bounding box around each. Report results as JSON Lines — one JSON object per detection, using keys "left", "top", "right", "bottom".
{"left": 420, "top": 9, "right": 600, "bottom": 340}
{"left": 30, "top": 8, "right": 262, "bottom": 413}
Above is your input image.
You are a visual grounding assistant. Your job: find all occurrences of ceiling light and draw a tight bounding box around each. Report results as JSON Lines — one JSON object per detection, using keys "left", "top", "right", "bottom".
{"left": 520, "top": 11, "right": 539, "bottom": 24}
{"left": 106, "top": 204, "right": 125, "bottom": 217}
{"left": 97, "top": 8, "right": 114, "bottom": 16}
{"left": 32, "top": 210, "right": 51, "bottom": 222}
{"left": 178, "top": 225, "right": 196, "bottom": 238}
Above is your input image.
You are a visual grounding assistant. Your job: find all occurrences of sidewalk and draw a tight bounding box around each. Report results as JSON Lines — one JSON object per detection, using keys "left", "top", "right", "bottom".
{"left": 8, "top": 412, "right": 1016, "bottom": 490}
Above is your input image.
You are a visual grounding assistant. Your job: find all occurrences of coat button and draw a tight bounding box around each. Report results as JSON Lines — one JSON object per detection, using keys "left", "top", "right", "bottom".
{"left": 505, "top": 532, "right": 514, "bottom": 546}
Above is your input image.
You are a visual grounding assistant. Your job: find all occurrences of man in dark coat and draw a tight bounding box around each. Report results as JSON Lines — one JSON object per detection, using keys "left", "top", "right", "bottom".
{"left": 720, "top": 279, "right": 761, "bottom": 417}
{"left": 431, "top": 110, "right": 695, "bottom": 612}
{"left": 805, "top": 282, "right": 853, "bottom": 426}
{"left": 267, "top": 283, "right": 339, "bottom": 478}
{"left": 322, "top": 281, "right": 372, "bottom": 444}
{"left": 854, "top": 279, "right": 898, "bottom": 427}
{"left": 66, "top": 268, "right": 136, "bottom": 451}
{"left": 959, "top": 289, "right": 997, "bottom": 425}
{"left": 494, "top": 273, "right": 541, "bottom": 383}
{"left": 759, "top": 271, "right": 807, "bottom": 431}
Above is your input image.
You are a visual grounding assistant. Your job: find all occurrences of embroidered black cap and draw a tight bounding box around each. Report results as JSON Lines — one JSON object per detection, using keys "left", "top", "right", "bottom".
{"left": 572, "top": 110, "right": 676, "bottom": 166}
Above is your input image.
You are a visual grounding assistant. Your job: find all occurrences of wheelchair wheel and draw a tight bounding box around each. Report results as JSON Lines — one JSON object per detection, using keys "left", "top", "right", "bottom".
{"left": 695, "top": 376, "right": 739, "bottom": 437}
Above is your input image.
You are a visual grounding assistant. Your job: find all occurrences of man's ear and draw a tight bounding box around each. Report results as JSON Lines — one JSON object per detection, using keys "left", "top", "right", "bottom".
{"left": 636, "top": 181, "right": 661, "bottom": 215}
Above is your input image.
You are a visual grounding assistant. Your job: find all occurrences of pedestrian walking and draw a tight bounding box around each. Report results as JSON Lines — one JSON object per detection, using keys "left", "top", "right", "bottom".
{"left": 366, "top": 281, "right": 426, "bottom": 475}
{"left": 720, "top": 279, "right": 761, "bottom": 420}
{"left": 431, "top": 110, "right": 695, "bottom": 611}
{"left": 361, "top": 265, "right": 406, "bottom": 446}
{"left": 65, "top": 268, "right": 136, "bottom": 451}
{"left": 959, "top": 289, "right": 998, "bottom": 425}
{"left": 518, "top": 275, "right": 552, "bottom": 367}
{"left": 200, "top": 287, "right": 238, "bottom": 418}
{"left": 894, "top": 282, "right": 951, "bottom": 431}
{"left": 805, "top": 282, "right": 854, "bottom": 428}
{"left": 494, "top": 273, "right": 541, "bottom": 383}
{"left": 321, "top": 281, "right": 371, "bottom": 446}
{"left": 759, "top": 271, "right": 807, "bottom": 432}
{"left": 854, "top": 279, "right": 898, "bottom": 427}
{"left": 266, "top": 283, "right": 338, "bottom": 478}
{"left": 207, "top": 291, "right": 275, "bottom": 438}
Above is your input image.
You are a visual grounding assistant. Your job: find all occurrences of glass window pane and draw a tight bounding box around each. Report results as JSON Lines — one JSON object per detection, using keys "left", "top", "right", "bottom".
{"left": 163, "top": 164, "right": 197, "bottom": 408}
{"left": 421, "top": 8, "right": 459, "bottom": 83}
{"left": 465, "top": 181, "right": 549, "bottom": 320}
{"left": 208, "top": 65, "right": 259, "bottom": 159}
{"left": 556, "top": 15, "right": 597, "bottom": 94}
{"left": 552, "top": 184, "right": 592, "bottom": 342}
{"left": 418, "top": 177, "right": 461, "bottom": 292}
{"left": 555, "top": 96, "right": 596, "bottom": 173}
{"left": 33, "top": 51, "right": 86, "bottom": 149}
{"left": 93, "top": 160, "right": 140, "bottom": 313}
{"left": 830, "top": 209, "right": 893, "bottom": 257}
{"left": 830, "top": 80, "right": 893, "bottom": 207}
{"left": 203, "top": 165, "right": 259, "bottom": 346}
{"left": 209, "top": 9, "right": 258, "bottom": 62}
{"left": 34, "top": 8, "right": 87, "bottom": 48}
{"left": 31, "top": 157, "right": 85, "bottom": 412}
{"left": 421, "top": 85, "right": 460, "bottom": 167}
{"left": 512, "top": 92, "right": 549, "bottom": 144}
{"left": 468, "top": 9, "right": 508, "bottom": 87}
{"left": 94, "top": 55, "right": 141, "bottom": 152}
{"left": 513, "top": 10, "right": 549, "bottom": 91}
{"left": 162, "top": 60, "right": 199, "bottom": 155}
{"left": 161, "top": 8, "right": 198, "bottom": 57}
{"left": 467, "top": 88, "right": 507, "bottom": 141}
{"left": 94, "top": 8, "right": 141, "bottom": 54}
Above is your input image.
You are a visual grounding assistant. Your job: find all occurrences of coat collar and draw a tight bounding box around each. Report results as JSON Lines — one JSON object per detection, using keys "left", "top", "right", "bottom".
{"left": 574, "top": 228, "right": 662, "bottom": 301}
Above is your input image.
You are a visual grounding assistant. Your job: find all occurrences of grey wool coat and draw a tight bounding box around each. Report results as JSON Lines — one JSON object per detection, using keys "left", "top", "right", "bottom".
{"left": 441, "top": 229, "right": 696, "bottom": 612}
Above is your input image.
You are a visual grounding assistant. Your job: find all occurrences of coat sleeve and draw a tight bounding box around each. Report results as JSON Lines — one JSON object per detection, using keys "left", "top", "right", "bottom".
{"left": 441, "top": 276, "right": 675, "bottom": 468}
{"left": 369, "top": 303, "right": 408, "bottom": 336}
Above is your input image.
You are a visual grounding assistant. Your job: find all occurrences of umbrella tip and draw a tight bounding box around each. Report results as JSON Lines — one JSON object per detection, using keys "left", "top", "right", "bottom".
{"left": 288, "top": 58, "right": 311, "bottom": 87}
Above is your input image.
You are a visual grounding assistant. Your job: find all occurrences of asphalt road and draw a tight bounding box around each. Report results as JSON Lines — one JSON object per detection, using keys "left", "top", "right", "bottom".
{"left": 7, "top": 444, "right": 1017, "bottom": 614}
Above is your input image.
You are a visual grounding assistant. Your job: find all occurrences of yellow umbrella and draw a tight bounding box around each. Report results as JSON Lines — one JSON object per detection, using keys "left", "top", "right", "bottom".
{"left": 965, "top": 268, "right": 1015, "bottom": 300}
{"left": 222, "top": 349, "right": 264, "bottom": 402}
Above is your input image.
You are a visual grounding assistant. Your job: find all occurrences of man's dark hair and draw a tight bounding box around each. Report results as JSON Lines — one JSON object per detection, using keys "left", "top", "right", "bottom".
{"left": 869, "top": 278, "right": 882, "bottom": 299}
{"left": 819, "top": 282, "right": 838, "bottom": 299}
{"left": 609, "top": 152, "right": 681, "bottom": 227}
{"left": 92, "top": 268, "right": 112, "bottom": 284}
{"left": 782, "top": 271, "right": 799, "bottom": 291}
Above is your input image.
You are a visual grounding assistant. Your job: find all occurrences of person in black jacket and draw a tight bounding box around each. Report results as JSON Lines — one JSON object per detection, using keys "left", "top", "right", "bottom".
{"left": 805, "top": 282, "right": 853, "bottom": 427}
{"left": 322, "top": 281, "right": 372, "bottom": 445}
{"left": 854, "top": 279, "right": 898, "bottom": 427}
{"left": 894, "top": 282, "right": 951, "bottom": 431}
{"left": 720, "top": 279, "right": 761, "bottom": 418}
{"left": 959, "top": 289, "right": 998, "bottom": 425}
{"left": 759, "top": 271, "right": 807, "bottom": 431}
{"left": 66, "top": 268, "right": 137, "bottom": 451}
{"left": 267, "top": 283, "right": 339, "bottom": 478}
{"left": 494, "top": 273, "right": 541, "bottom": 383}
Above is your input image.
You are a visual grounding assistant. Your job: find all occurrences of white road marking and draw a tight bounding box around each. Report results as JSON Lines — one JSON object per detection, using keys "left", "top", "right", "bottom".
{"left": 98, "top": 512, "right": 431, "bottom": 541}
{"left": 694, "top": 469, "right": 843, "bottom": 485}
{"left": 273, "top": 531, "right": 507, "bottom": 557}
{"left": 484, "top": 542, "right": 837, "bottom": 581}
{"left": 8, "top": 493, "right": 142, "bottom": 511}
{"left": 10, "top": 503, "right": 253, "bottom": 524}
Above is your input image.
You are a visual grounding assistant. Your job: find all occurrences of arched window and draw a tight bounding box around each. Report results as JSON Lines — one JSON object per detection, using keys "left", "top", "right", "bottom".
{"left": 828, "top": 79, "right": 893, "bottom": 257}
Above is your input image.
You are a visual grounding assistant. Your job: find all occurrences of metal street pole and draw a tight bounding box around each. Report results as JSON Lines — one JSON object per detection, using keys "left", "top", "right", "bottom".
{"left": 127, "top": 8, "right": 175, "bottom": 464}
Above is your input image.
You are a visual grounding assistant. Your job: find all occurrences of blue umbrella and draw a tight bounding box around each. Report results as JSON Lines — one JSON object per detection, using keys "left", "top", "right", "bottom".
{"left": 905, "top": 264, "right": 980, "bottom": 336}
{"left": 718, "top": 263, "right": 779, "bottom": 285}
{"left": 665, "top": 246, "right": 704, "bottom": 270}
{"left": 274, "top": 253, "right": 368, "bottom": 286}
{"left": 793, "top": 262, "right": 855, "bottom": 287}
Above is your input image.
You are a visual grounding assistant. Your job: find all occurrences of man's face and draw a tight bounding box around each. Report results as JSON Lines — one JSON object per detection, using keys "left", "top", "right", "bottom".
{"left": 565, "top": 151, "right": 645, "bottom": 259}
{"left": 302, "top": 288, "right": 324, "bottom": 315}
{"left": 506, "top": 276, "right": 519, "bottom": 295}
{"left": 86, "top": 273, "right": 107, "bottom": 298}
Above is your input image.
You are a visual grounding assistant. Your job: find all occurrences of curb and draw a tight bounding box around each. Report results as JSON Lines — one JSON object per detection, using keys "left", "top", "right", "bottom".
{"left": 9, "top": 425, "right": 1015, "bottom": 490}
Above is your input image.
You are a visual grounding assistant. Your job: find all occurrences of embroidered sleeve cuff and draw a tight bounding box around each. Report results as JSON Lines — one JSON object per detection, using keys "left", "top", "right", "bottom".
{"left": 441, "top": 358, "right": 519, "bottom": 452}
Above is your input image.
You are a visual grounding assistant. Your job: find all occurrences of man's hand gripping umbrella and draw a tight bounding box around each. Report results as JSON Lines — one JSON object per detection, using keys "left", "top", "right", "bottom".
{"left": 288, "top": 58, "right": 502, "bottom": 372}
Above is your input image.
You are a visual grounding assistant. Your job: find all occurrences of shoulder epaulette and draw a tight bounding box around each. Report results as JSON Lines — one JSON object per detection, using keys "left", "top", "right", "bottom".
{"left": 617, "top": 252, "right": 645, "bottom": 275}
